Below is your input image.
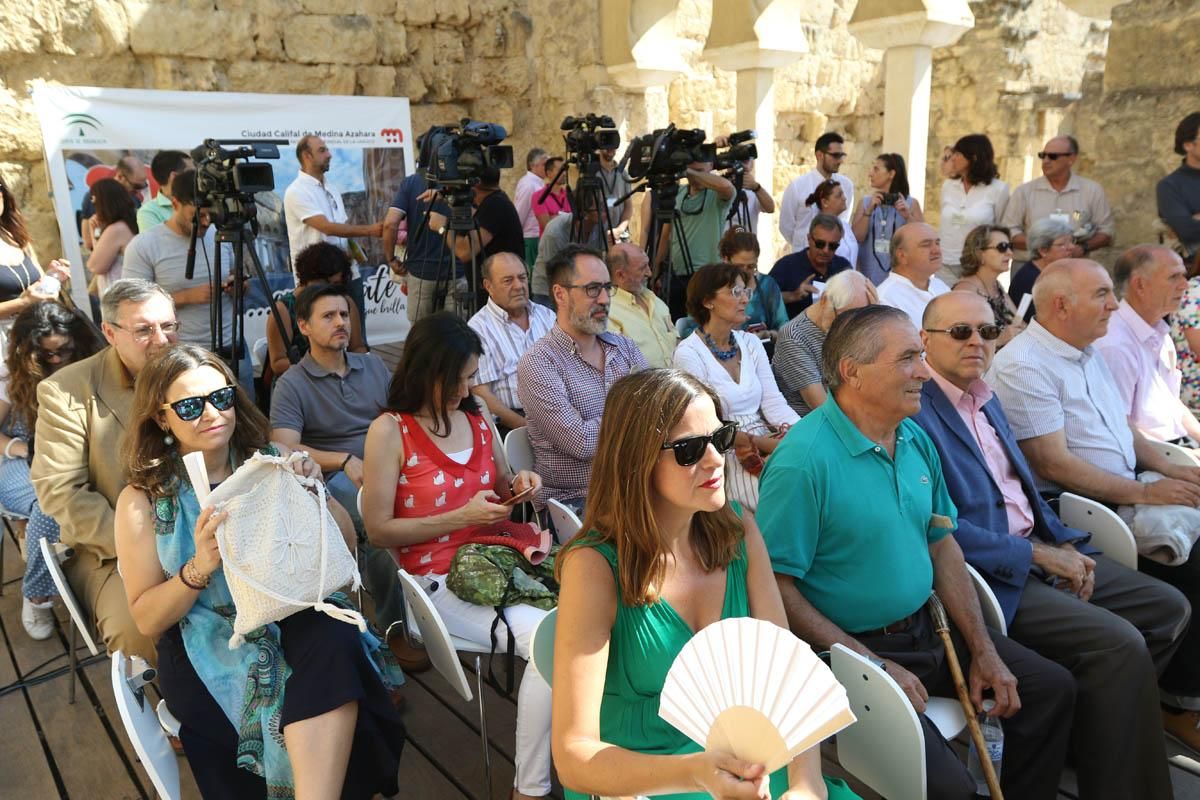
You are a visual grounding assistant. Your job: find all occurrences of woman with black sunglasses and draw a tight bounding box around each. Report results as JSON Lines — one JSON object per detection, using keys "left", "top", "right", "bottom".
{"left": 0, "top": 301, "right": 101, "bottom": 640}
{"left": 115, "top": 344, "right": 405, "bottom": 799}
{"left": 955, "top": 225, "right": 1025, "bottom": 348}
{"left": 551, "top": 368, "right": 859, "bottom": 800}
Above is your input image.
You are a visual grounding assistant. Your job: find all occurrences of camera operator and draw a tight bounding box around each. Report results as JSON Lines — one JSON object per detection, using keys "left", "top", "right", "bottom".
{"left": 724, "top": 150, "right": 775, "bottom": 234}
{"left": 642, "top": 156, "right": 735, "bottom": 318}
{"left": 424, "top": 165, "right": 524, "bottom": 306}
{"left": 594, "top": 145, "right": 634, "bottom": 241}
{"left": 123, "top": 170, "right": 255, "bottom": 396}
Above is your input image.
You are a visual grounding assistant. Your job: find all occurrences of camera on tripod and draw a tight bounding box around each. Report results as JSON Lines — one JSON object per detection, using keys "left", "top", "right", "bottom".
{"left": 623, "top": 124, "right": 716, "bottom": 183}
{"left": 562, "top": 114, "right": 621, "bottom": 163}
{"left": 713, "top": 130, "right": 758, "bottom": 174}
{"left": 418, "top": 119, "right": 514, "bottom": 203}
{"left": 189, "top": 139, "right": 280, "bottom": 230}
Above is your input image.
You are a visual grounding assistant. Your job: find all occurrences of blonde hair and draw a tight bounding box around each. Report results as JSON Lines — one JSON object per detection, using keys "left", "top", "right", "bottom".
{"left": 561, "top": 369, "right": 743, "bottom": 606}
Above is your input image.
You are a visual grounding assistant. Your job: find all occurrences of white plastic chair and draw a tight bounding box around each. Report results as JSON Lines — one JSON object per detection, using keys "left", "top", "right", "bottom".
{"left": 1058, "top": 491, "right": 1138, "bottom": 569}
{"left": 545, "top": 498, "right": 582, "bottom": 543}
{"left": 503, "top": 427, "right": 534, "bottom": 474}
{"left": 41, "top": 537, "right": 100, "bottom": 703}
{"left": 0, "top": 501, "right": 29, "bottom": 597}
{"left": 1156, "top": 439, "right": 1200, "bottom": 468}
{"left": 965, "top": 563, "right": 1006, "bottom": 636}
{"left": 397, "top": 569, "right": 493, "bottom": 799}
{"left": 529, "top": 607, "right": 557, "bottom": 687}
{"left": 832, "top": 643, "right": 929, "bottom": 800}
{"left": 674, "top": 317, "right": 692, "bottom": 338}
{"left": 111, "top": 650, "right": 180, "bottom": 800}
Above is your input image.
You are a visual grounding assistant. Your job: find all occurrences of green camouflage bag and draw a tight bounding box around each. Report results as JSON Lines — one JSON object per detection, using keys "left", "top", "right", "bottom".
{"left": 446, "top": 543, "right": 559, "bottom": 610}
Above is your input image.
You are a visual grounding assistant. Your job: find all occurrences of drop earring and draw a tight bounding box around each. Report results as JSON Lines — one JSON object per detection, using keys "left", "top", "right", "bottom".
{"left": 163, "top": 432, "right": 175, "bottom": 447}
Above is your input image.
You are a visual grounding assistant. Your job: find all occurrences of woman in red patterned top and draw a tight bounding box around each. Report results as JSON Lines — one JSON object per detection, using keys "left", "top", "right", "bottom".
{"left": 361, "top": 311, "right": 551, "bottom": 800}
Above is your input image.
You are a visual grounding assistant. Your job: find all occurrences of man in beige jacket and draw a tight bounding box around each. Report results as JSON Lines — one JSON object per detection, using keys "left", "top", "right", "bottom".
{"left": 31, "top": 279, "right": 179, "bottom": 663}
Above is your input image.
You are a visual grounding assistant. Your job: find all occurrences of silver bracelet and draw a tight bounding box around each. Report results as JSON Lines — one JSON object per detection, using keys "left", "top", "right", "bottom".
{"left": 3, "top": 438, "right": 25, "bottom": 459}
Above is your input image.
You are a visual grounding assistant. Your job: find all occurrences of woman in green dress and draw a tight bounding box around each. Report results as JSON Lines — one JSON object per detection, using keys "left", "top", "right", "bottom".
{"left": 551, "top": 369, "right": 859, "bottom": 800}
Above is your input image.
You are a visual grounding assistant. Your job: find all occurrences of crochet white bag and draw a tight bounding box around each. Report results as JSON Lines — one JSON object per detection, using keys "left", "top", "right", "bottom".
{"left": 185, "top": 450, "right": 365, "bottom": 648}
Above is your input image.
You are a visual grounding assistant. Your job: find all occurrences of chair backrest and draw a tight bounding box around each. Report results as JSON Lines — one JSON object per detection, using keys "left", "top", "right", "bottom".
{"left": 356, "top": 486, "right": 363, "bottom": 517}
{"left": 1156, "top": 440, "right": 1200, "bottom": 468}
{"left": 529, "top": 607, "right": 557, "bottom": 687}
{"left": 830, "top": 643, "right": 927, "bottom": 800}
{"left": 504, "top": 427, "right": 534, "bottom": 474}
{"left": 397, "top": 569, "right": 474, "bottom": 702}
{"left": 674, "top": 317, "right": 691, "bottom": 338}
{"left": 40, "top": 537, "right": 99, "bottom": 656}
{"left": 1058, "top": 491, "right": 1138, "bottom": 569}
{"left": 965, "top": 562, "right": 1006, "bottom": 636}
{"left": 545, "top": 498, "right": 583, "bottom": 543}
{"left": 111, "top": 651, "right": 180, "bottom": 800}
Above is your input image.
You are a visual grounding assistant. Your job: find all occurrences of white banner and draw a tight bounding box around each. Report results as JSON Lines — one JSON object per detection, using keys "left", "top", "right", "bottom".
{"left": 31, "top": 84, "right": 413, "bottom": 344}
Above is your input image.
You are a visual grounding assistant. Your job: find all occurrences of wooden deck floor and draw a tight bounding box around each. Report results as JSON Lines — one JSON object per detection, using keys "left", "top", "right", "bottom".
{"left": 4, "top": 515, "right": 1200, "bottom": 800}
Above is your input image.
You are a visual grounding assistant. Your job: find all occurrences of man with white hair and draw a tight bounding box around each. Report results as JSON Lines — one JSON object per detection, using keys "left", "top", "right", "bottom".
{"left": 988, "top": 259, "right": 1200, "bottom": 737}
{"left": 772, "top": 270, "right": 876, "bottom": 416}
{"left": 1095, "top": 245, "right": 1200, "bottom": 444}
{"left": 606, "top": 242, "right": 676, "bottom": 368}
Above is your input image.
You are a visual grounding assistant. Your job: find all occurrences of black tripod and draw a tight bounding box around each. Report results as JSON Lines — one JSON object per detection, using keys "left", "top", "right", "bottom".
{"left": 420, "top": 185, "right": 485, "bottom": 319}
{"left": 620, "top": 177, "right": 694, "bottom": 317}
{"left": 538, "top": 158, "right": 616, "bottom": 245}
{"left": 725, "top": 167, "right": 753, "bottom": 231}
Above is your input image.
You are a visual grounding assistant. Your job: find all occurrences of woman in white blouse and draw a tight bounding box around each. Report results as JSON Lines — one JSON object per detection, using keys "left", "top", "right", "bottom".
{"left": 939, "top": 134, "right": 1009, "bottom": 279}
{"left": 673, "top": 262, "right": 798, "bottom": 512}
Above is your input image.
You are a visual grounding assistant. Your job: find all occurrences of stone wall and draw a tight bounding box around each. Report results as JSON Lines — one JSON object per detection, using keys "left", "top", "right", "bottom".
{"left": 0, "top": 0, "right": 1162, "bottom": 264}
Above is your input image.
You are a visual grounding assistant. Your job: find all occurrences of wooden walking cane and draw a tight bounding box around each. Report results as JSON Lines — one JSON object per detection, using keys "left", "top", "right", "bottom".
{"left": 927, "top": 592, "right": 1005, "bottom": 800}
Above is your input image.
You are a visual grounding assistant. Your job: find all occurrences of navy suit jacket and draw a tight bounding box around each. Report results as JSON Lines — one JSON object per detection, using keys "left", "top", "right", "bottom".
{"left": 911, "top": 380, "right": 1095, "bottom": 627}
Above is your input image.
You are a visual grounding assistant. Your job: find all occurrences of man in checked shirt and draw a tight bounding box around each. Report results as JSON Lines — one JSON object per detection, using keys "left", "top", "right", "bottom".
{"left": 517, "top": 244, "right": 648, "bottom": 520}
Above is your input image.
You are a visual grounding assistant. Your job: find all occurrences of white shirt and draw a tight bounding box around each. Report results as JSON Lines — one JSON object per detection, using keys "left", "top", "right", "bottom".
{"left": 987, "top": 320, "right": 1137, "bottom": 491}
{"left": 779, "top": 169, "right": 854, "bottom": 252}
{"left": 673, "top": 330, "right": 799, "bottom": 426}
{"left": 513, "top": 170, "right": 544, "bottom": 238}
{"left": 468, "top": 298, "right": 556, "bottom": 411}
{"left": 939, "top": 178, "right": 1010, "bottom": 266}
{"left": 877, "top": 271, "right": 951, "bottom": 328}
{"left": 1094, "top": 300, "right": 1188, "bottom": 442}
{"left": 284, "top": 171, "right": 348, "bottom": 268}
{"left": 836, "top": 218, "right": 858, "bottom": 269}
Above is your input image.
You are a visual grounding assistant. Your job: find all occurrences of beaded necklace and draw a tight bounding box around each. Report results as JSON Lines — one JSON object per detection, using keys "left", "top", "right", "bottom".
{"left": 702, "top": 329, "right": 739, "bottom": 361}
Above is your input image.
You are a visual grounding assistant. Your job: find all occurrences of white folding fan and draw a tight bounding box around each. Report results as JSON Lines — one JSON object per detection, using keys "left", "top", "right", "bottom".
{"left": 658, "top": 617, "right": 856, "bottom": 775}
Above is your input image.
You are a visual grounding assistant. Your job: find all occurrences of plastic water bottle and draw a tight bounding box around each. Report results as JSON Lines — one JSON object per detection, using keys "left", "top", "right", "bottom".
{"left": 966, "top": 699, "right": 1004, "bottom": 796}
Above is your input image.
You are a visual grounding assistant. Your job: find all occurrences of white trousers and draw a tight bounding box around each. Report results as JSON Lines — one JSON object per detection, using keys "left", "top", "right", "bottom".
{"left": 429, "top": 577, "right": 553, "bottom": 796}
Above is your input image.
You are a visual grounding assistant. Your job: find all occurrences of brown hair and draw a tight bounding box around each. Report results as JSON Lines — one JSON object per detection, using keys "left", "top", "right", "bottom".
{"left": 959, "top": 225, "right": 1010, "bottom": 276}
{"left": 685, "top": 262, "right": 744, "bottom": 327}
{"left": 5, "top": 302, "right": 102, "bottom": 430}
{"left": 91, "top": 177, "right": 139, "bottom": 234}
{"left": 804, "top": 178, "right": 840, "bottom": 209}
{"left": 0, "top": 179, "right": 31, "bottom": 249}
{"left": 123, "top": 344, "right": 270, "bottom": 497}
{"left": 561, "top": 369, "right": 744, "bottom": 605}
{"left": 718, "top": 228, "right": 760, "bottom": 261}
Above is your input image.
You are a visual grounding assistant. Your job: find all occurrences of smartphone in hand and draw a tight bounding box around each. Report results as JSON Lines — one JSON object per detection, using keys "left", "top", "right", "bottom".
{"left": 501, "top": 485, "right": 535, "bottom": 507}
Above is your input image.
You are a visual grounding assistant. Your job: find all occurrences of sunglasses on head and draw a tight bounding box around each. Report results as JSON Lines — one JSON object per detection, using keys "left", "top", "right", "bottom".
{"left": 1037, "top": 151, "right": 1072, "bottom": 160}
{"left": 661, "top": 421, "right": 739, "bottom": 466}
{"left": 810, "top": 238, "right": 841, "bottom": 251}
{"left": 924, "top": 324, "right": 1003, "bottom": 341}
{"left": 983, "top": 241, "right": 1013, "bottom": 253}
{"left": 161, "top": 386, "right": 237, "bottom": 422}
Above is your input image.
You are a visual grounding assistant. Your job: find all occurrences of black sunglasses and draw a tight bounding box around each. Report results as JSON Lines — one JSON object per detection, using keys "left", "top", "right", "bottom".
{"left": 161, "top": 386, "right": 237, "bottom": 421}
{"left": 1037, "top": 151, "right": 1073, "bottom": 160}
{"left": 661, "top": 421, "right": 739, "bottom": 467}
{"left": 924, "top": 324, "right": 1003, "bottom": 341}
{"left": 983, "top": 242, "right": 1013, "bottom": 253}
{"left": 810, "top": 238, "right": 841, "bottom": 251}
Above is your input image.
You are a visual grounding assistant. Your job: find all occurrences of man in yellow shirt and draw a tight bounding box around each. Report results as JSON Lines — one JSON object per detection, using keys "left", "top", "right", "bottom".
{"left": 606, "top": 243, "right": 678, "bottom": 368}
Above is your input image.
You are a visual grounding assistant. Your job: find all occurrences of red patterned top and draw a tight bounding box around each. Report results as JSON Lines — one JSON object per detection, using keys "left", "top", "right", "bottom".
{"left": 389, "top": 411, "right": 500, "bottom": 575}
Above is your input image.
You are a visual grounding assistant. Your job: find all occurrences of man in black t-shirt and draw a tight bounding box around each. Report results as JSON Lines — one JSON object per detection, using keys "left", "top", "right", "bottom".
{"left": 427, "top": 166, "right": 523, "bottom": 311}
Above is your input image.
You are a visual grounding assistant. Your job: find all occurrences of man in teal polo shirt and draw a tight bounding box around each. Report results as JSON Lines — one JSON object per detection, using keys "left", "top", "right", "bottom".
{"left": 758, "top": 305, "right": 1074, "bottom": 800}
{"left": 136, "top": 150, "right": 192, "bottom": 232}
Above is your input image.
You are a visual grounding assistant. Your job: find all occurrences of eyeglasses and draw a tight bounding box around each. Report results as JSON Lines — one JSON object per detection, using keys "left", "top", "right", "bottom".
{"left": 661, "top": 421, "right": 739, "bottom": 467}
{"left": 924, "top": 324, "right": 1003, "bottom": 341}
{"left": 822, "top": 152, "right": 847, "bottom": 160}
{"left": 810, "top": 238, "right": 842, "bottom": 251}
{"left": 1037, "top": 151, "right": 1073, "bottom": 160}
{"left": 161, "top": 386, "right": 237, "bottom": 421}
{"left": 38, "top": 343, "right": 76, "bottom": 361}
{"left": 982, "top": 242, "right": 1013, "bottom": 253}
{"left": 563, "top": 281, "right": 613, "bottom": 299}
{"left": 110, "top": 321, "right": 182, "bottom": 342}
{"left": 724, "top": 285, "right": 750, "bottom": 299}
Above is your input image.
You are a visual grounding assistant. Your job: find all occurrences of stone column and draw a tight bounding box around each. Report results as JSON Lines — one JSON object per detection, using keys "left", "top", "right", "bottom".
{"left": 735, "top": 67, "right": 778, "bottom": 264}
{"left": 849, "top": 0, "right": 974, "bottom": 208}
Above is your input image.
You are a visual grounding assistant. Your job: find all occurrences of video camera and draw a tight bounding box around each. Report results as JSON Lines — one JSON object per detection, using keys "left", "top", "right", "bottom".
{"left": 418, "top": 119, "right": 514, "bottom": 201}
{"left": 713, "top": 130, "right": 758, "bottom": 173}
{"left": 561, "top": 114, "right": 620, "bottom": 163}
{"left": 622, "top": 124, "right": 715, "bottom": 183}
{"left": 189, "top": 139, "right": 281, "bottom": 230}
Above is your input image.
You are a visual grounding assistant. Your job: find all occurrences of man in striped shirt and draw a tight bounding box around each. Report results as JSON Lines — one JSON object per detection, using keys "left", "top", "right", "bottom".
{"left": 517, "top": 244, "right": 647, "bottom": 512}
{"left": 468, "top": 252, "right": 555, "bottom": 437}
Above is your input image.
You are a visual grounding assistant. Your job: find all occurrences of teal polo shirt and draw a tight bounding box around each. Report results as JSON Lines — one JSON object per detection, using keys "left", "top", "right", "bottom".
{"left": 757, "top": 396, "right": 957, "bottom": 634}
{"left": 136, "top": 192, "right": 173, "bottom": 232}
